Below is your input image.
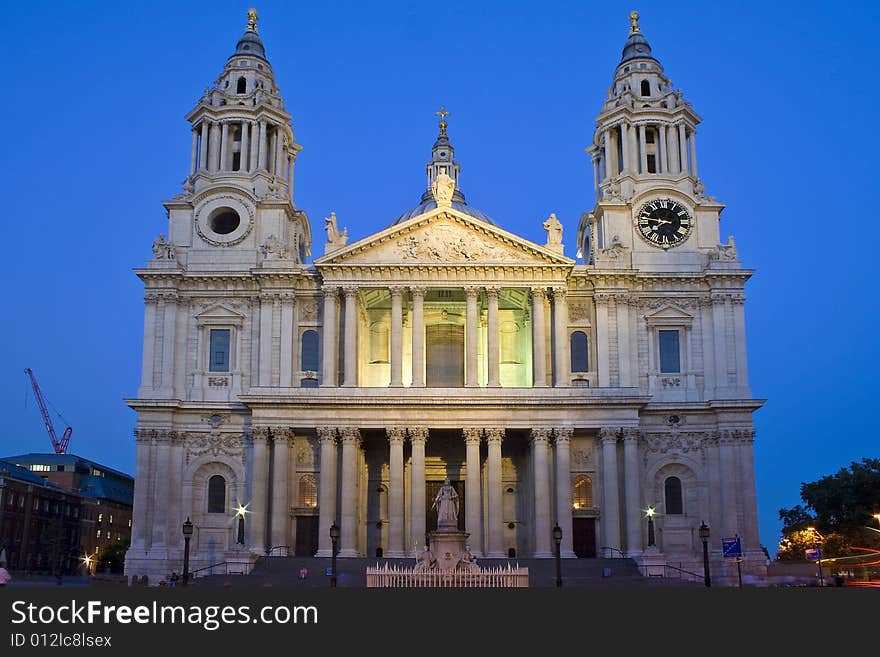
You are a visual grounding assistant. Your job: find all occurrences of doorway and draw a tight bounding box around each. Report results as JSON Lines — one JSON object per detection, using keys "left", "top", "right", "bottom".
{"left": 294, "top": 516, "right": 318, "bottom": 556}
{"left": 572, "top": 518, "right": 596, "bottom": 558}
{"left": 426, "top": 325, "right": 464, "bottom": 387}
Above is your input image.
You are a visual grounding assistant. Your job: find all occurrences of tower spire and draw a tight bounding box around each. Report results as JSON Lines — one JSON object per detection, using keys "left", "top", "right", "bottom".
{"left": 246, "top": 8, "right": 259, "bottom": 34}
{"left": 629, "top": 10, "right": 640, "bottom": 33}
{"left": 435, "top": 105, "right": 450, "bottom": 138}
{"left": 421, "top": 106, "right": 465, "bottom": 204}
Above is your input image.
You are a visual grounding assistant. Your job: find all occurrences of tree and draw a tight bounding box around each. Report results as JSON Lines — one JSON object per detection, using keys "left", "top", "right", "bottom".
{"left": 778, "top": 458, "right": 880, "bottom": 560}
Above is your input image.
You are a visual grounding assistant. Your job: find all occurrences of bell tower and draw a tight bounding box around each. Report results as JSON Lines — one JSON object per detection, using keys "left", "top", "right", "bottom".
{"left": 161, "top": 8, "right": 311, "bottom": 270}
{"left": 420, "top": 106, "right": 465, "bottom": 204}
{"left": 578, "top": 11, "right": 727, "bottom": 272}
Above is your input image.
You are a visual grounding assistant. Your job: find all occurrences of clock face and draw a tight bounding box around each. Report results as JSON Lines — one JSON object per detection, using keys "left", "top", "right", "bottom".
{"left": 636, "top": 198, "right": 692, "bottom": 249}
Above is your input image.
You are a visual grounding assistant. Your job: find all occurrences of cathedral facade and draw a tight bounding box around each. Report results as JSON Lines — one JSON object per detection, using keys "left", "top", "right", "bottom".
{"left": 125, "top": 11, "right": 765, "bottom": 585}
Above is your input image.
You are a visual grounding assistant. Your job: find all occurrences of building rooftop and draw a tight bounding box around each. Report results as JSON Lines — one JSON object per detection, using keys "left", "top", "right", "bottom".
{"left": 1, "top": 453, "right": 133, "bottom": 506}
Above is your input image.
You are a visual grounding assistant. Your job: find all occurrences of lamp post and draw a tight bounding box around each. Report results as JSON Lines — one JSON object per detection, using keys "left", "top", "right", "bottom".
{"left": 234, "top": 503, "right": 247, "bottom": 546}
{"left": 699, "top": 521, "right": 711, "bottom": 588}
{"left": 807, "top": 527, "right": 824, "bottom": 587}
{"left": 552, "top": 523, "right": 563, "bottom": 588}
{"left": 182, "top": 517, "right": 193, "bottom": 586}
{"left": 646, "top": 507, "right": 656, "bottom": 547}
{"left": 329, "top": 523, "right": 340, "bottom": 588}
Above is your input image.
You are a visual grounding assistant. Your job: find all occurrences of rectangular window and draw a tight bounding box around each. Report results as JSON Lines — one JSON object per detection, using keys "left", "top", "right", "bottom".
{"left": 209, "top": 329, "right": 231, "bottom": 372}
{"left": 658, "top": 330, "right": 681, "bottom": 373}
{"left": 647, "top": 154, "right": 657, "bottom": 173}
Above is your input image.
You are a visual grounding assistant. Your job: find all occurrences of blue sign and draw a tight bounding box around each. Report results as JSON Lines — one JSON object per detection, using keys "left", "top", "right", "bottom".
{"left": 722, "top": 536, "right": 743, "bottom": 559}
{"left": 805, "top": 548, "right": 821, "bottom": 561}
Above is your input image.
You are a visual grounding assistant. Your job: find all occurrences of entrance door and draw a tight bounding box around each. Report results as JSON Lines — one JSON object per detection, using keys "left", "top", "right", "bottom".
{"left": 424, "top": 480, "right": 465, "bottom": 540}
{"left": 295, "top": 516, "right": 319, "bottom": 556}
{"left": 426, "top": 325, "right": 464, "bottom": 387}
{"left": 572, "top": 518, "right": 596, "bottom": 558}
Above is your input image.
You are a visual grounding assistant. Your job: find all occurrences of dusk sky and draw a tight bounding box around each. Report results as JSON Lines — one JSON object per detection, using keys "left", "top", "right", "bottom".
{"left": 1, "top": 1, "right": 876, "bottom": 556}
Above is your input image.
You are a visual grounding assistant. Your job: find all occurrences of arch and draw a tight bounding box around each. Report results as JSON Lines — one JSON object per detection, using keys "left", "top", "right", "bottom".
{"left": 207, "top": 474, "right": 226, "bottom": 513}
{"left": 301, "top": 330, "right": 319, "bottom": 372}
{"left": 640, "top": 79, "right": 651, "bottom": 96}
{"left": 570, "top": 331, "right": 589, "bottom": 373}
{"left": 573, "top": 474, "right": 593, "bottom": 509}
{"left": 236, "top": 76, "right": 247, "bottom": 94}
{"left": 664, "top": 476, "right": 683, "bottom": 515}
{"left": 298, "top": 474, "right": 317, "bottom": 508}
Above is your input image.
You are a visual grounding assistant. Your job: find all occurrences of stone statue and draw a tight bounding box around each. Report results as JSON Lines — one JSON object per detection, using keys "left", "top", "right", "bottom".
{"left": 414, "top": 545, "right": 437, "bottom": 572}
{"left": 431, "top": 171, "right": 455, "bottom": 207}
{"left": 260, "top": 234, "right": 287, "bottom": 260}
{"left": 458, "top": 546, "right": 479, "bottom": 573}
{"left": 719, "top": 235, "right": 738, "bottom": 260}
{"left": 324, "top": 212, "right": 348, "bottom": 253}
{"left": 432, "top": 478, "right": 459, "bottom": 530}
{"left": 600, "top": 234, "right": 628, "bottom": 260}
{"left": 152, "top": 234, "right": 174, "bottom": 260}
{"left": 543, "top": 213, "right": 564, "bottom": 254}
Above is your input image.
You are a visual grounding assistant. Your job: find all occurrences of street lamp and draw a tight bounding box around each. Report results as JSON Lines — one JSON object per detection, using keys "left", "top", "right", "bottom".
{"left": 646, "top": 507, "right": 656, "bottom": 547}
{"left": 873, "top": 513, "right": 880, "bottom": 531}
{"left": 699, "top": 521, "right": 711, "bottom": 588}
{"left": 182, "top": 517, "right": 193, "bottom": 586}
{"left": 807, "top": 526, "right": 824, "bottom": 587}
{"left": 552, "top": 523, "right": 563, "bottom": 588}
{"left": 329, "top": 523, "right": 340, "bottom": 588}
{"left": 234, "top": 503, "right": 248, "bottom": 545}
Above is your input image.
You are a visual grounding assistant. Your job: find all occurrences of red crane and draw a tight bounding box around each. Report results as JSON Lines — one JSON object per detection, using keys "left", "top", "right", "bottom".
{"left": 24, "top": 368, "right": 72, "bottom": 454}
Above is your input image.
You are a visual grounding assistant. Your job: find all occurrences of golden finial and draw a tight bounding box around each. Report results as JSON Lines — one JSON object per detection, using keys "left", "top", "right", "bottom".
{"left": 435, "top": 105, "right": 450, "bottom": 136}
{"left": 629, "top": 10, "right": 640, "bottom": 33}
{"left": 247, "top": 8, "right": 259, "bottom": 34}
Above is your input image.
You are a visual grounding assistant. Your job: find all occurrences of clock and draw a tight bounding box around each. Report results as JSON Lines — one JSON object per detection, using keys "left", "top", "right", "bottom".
{"left": 636, "top": 198, "right": 692, "bottom": 249}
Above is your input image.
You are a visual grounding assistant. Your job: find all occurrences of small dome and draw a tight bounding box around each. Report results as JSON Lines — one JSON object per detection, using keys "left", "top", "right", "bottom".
{"left": 232, "top": 30, "right": 267, "bottom": 60}
{"left": 392, "top": 200, "right": 496, "bottom": 226}
{"left": 621, "top": 32, "right": 656, "bottom": 63}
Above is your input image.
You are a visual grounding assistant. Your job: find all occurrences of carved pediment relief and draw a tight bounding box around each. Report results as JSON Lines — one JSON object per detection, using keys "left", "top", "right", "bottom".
{"left": 314, "top": 209, "right": 573, "bottom": 267}
{"left": 194, "top": 304, "right": 247, "bottom": 325}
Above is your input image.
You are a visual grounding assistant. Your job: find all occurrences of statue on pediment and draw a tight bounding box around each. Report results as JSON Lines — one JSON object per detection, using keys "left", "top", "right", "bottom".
{"left": 543, "top": 213, "right": 564, "bottom": 254}
{"left": 432, "top": 171, "right": 455, "bottom": 207}
{"left": 324, "top": 212, "right": 348, "bottom": 254}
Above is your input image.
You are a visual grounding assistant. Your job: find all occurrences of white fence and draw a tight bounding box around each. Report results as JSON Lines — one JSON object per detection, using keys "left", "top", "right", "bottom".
{"left": 366, "top": 563, "right": 529, "bottom": 588}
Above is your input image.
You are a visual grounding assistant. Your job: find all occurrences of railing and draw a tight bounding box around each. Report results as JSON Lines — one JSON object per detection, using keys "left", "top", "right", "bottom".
{"left": 366, "top": 563, "right": 529, "bottom": 588}
{"left": 601, "top": 546, "right": 626, "bottom": 559}
{"left": 188, "top": 559, "right": 253, "bottom": 579}
{"left": 638, "top": 563, "right": 703, "bottom": 583}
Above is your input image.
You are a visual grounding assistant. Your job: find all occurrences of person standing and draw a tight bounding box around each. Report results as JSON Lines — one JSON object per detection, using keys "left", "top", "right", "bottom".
{"left": 0, "top": 561, "right": 11, "bottom": 587}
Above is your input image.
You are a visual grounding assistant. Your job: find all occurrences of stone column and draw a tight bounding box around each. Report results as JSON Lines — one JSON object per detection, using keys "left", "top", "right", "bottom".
{"left": 315, "top": 427, "right": 338, "bottom": 557}
{"left": 616, "top": 294, "right": 633, "bottom": 387}
{"left": 387, "top": 427, "right": 406, "bottom": 557}
{"left": 668, "top": 123, "right": 680, "bottom": 174}
{"left": 271, "top": 429, "right": 291, "bottom": 554}
{"left": 208, "top": 121, "right": 220, "bottom": 172}
{"left": 638, "top": 124, "right": 648, "bottom": 174}
{"left": 594, "top": 293, "right": 610, "bottom": 387}
{"left": 486, "top": 286, "right": 500, "bottom": 387}
{"left": 219, "top": 121, "right": 229, "bottom": 171}
{"left": 258, "top": 293, "right": 273, "bottom": 386}
{"left": 711, "top": 294, "right": 729, "bottom": 394}
{"left": 531, "top": 287, "right": 548, "bottom": 387}
{"left": 249, "top": 121, "right": 259, "bottom": 173}
{"left": 464, "top": 427, "right": 483, "bottom": 556}
{"left": 410, "top": 287, "right": 425, "bottom": 387}
{"left": 465, "top": 286, "right": 479, "bottom": 387}
{"left": 620, "top": 123, "right": 630, "bottom": 174}
{"left": 275, "top": 133, "right": 286, "bottom": 177}
{"left": 280, "top": 292, "right": 295, "bottom": 387}
{"left": 342, "top": 286, "right": 358, "bottom": 387}
{"left": 554, "top": 428, "right": 575, "bottom": 558}
{"left": 320, "top": 287, "right": 338, "bottom": 387}
{"left": 160, "top": 293, "right": 177, "bottom": 397}
{"left": 338, "top": 427, "right": 361, "bottom": 557}
{"left": 551, "top": 286, "right": 569, "bottom": 387}
{"left": 718, "top": 430, "right": 738, "bottom": 537}
{"left": 602, "top": 130, "right": 613, "bottom": 181}
{"left": 239, "top": 120, "right": 250, "bottom": 172}
{"left": 485, "top": 428, "right": 504, "bottom": 557}
{"left": 678, "top": 123, "right": 688, "bottom": 175}
{"left": 190, "top": 128, "right": 199, "bottom": 174}
{"left": 257, "top": 120, "right": 268, "bottom": 170}
{"left": 689, "top": 130, "right": 698, "bottom": 178}
{"left": 199, "top": 121, "right": 209, "bottom": 171}
{"left": 599, "top": 427, "right": 621, "bottom": 554}
{"left": 131, "top": 429, "right": 152, "bottom": 551}
{"left": 531, "top": 428, "right": 552, "bottom": 557}
{"left": 389, "top": 286, "right": 404, "bottom": 387}
{"left": 622, "top": 428, "right": 642, "bottom": 556}
{"left": 731, "top": 295, "right": 749, "bottom": 391}
{"left": 138, "top": 295, "right": 158, "bottom": 396}
{"left": 268, "top": 129, "right": 277, "bottom": 175}
{"left": 151, "top": 433, "right": 172, "bottom": 547}
{"left": 409, "top": 427, "right": 428, "bottom": 551}
{"left": 248, "top": 427, "right": 270, "bottom": 555}
{"left": 165, "top": 432, "right": 184, "bottom": 553}
{"left": 658, "top": 124, "right": 668, "bottom": 174}
{"left": 592, "top": 155, "right": 600, "bottom": 192}
{"left": 737, "top": 430, "right": 759, "bottom": 548}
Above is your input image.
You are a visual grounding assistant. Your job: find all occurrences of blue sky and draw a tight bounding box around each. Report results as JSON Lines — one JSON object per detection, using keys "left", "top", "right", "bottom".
{"left": 1, "top": 1, "right": 876, "bottom": 556}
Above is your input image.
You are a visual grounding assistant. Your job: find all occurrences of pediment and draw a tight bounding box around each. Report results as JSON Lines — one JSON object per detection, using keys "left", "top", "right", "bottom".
{"left": 314, "top": 208, "right": 573, "bottom": 267}
{"left": 644, "top": 305, "right": 694, "bottom": 326}
{"left": 195, "top": 304, "right": 246, "bottom": 325}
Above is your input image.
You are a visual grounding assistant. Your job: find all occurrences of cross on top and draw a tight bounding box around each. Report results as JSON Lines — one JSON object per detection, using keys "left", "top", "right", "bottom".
{"left": 435, "top": 106, "right": 451, "bottom": 123}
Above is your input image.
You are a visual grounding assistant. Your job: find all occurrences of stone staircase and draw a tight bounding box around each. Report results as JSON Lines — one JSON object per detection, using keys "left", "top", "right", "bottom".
{"left": 192, "top": 555, "right": 701, "bottom": 588}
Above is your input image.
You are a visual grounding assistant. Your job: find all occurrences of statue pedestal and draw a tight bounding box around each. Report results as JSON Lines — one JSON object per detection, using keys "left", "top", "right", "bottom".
{"left": 428, "top": 529, "right": 469, "bottom": 570}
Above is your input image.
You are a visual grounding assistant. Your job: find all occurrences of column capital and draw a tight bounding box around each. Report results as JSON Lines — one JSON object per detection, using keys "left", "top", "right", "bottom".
{"left": 252, "top": 426, "right": 271, "bottom": 444}
{"left": 322, "top": 285, "right": 340, "bottom": 298}
{"left": 529, "top": 427, "right": 552, "bottom": 445}
{"left": 462, "top": 427, "right": 483, "bottom": 444}
{"left": 464, "top": 286, "right": 480, "bottom": 299}
{"left": 485, "top": 285, "right": 500, "bottom": 299}
{"left": 273, "top": 427, "right": 296, "bottom": 445}
{"left": 530, "top": 286, "right": 547, "bottom": 300}
{"left": 339, "top": 427, "right": 362, "bottom": 446}
{"left": 485, "top": 427, "right": 504, "bottom": 445}
{"left": 550, "top": 285, "right": 568, "bottom": 299}
{"left": 316, "top": 426, "right": 337, "bottom": 444}
{"left": 408, "top": 426, "right": 428, "bottom": 444}
{"left": 342, "top": 285, "right": 358, "bottom": 297}
{"left": 387, "top": 427, "right": 406, "bottom": 445}
{"left": 410, "top": 285, "right": 427, "bottom": 298}
{"left": 389, "top": 285, "right": 404, "bottom": 298}
{"left": 621, "top": 427, "right": 641, "bottom": 443}
{"left": 598, "top": 427, "right": 620, "bottom": 445}
{"left": 554, "top": 427, "right": 574, "bottom": 444}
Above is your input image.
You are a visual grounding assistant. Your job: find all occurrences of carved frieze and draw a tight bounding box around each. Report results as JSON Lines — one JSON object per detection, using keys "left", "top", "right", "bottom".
{"left": 642, "top": 431, "right": 706, "bottom": 454}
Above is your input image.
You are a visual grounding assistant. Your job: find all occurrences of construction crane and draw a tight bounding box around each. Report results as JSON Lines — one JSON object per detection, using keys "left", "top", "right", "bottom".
{"left": 24, "top": 368, "right": 72, "bottom": 454}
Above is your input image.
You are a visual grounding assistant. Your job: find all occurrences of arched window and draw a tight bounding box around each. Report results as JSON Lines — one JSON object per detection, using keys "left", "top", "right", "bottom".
{"left": 570, "top": 331, "right": 589, "bottom": 373}
{"left": 299, "top": 474, "right": 317, "bottom": 508}
{"left": 640, "top": 79, "right": 651, "bottom": 96}
{"left": 301, "top": 330, "right": 319, "bottom": 373}
{"left": 236, "top": 76, "right": 247, "bottom": 94}
{"left": 207, "top": 475, "right": 226, "bottom": 513}
{"left": 573, "top": 475, "right": 593, "bottom": 509}
{"left": 664, "top": 476, "right": 683, "bottom": 515}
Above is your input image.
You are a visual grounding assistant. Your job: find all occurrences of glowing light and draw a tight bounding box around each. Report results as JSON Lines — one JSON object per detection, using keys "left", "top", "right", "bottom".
{"left": 645, "top": 506, "right": 656, "bottom": 518}
{"left": 234, "top": 502, "right": 249, "bottom": 518}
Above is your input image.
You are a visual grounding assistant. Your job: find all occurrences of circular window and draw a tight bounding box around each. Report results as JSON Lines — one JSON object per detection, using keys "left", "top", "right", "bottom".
{"left": 209, "top": 208, "right": 241, "bottom": 235}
